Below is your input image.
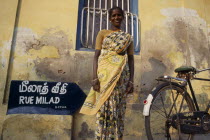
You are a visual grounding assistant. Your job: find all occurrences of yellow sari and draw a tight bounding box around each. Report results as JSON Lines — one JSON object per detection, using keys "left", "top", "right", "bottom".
{"left": 80, "top": 30, "right": 132, "bottom": 115}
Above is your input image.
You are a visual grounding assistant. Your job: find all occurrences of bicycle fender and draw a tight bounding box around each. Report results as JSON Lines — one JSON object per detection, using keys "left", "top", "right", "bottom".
{"left": 143, "top": 94, "right": 153, "bottom": 116}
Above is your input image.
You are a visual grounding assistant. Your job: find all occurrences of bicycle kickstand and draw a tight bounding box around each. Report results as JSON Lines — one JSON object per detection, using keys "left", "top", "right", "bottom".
{"left": 165, "top": 120, "right": 171, "bottom": 140}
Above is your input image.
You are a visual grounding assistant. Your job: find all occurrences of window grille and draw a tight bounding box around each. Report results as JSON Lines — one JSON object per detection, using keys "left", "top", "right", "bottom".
{"left": 77, "top": 0, "right": 140, "bottom": 53}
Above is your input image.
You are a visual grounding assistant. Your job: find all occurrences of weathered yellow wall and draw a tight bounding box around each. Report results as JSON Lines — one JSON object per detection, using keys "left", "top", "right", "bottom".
{"left": 139, "top": 0, "right": 210, "bottom": 103}
{"left": 0, "top": 0, "right": 210, "bottom": 140}
{"left": 0, "top": 0, "right": 19, "bottom": 138}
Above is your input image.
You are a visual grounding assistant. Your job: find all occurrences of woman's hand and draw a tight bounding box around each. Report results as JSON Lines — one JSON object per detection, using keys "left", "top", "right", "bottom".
{"left": 125, "top": 81, "right": 134, "bottom": 94}
{"left": 92, "top": 79, "right": 100, "bottom": 92}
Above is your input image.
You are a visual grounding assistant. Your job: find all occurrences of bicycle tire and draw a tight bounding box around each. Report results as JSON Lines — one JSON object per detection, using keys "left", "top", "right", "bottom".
{"left": 145, "top": 82, "right": 195, "bottom": 140}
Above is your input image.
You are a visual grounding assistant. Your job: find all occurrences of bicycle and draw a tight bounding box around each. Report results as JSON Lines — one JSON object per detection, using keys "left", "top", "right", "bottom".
{"left": 143, "top": 66, "right": 210, "bottom": 140}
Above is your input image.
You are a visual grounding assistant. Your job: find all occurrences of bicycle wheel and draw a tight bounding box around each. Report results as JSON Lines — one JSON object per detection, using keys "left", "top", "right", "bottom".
{"left": 145, "top": 82, "right": 195, "bottom": 140}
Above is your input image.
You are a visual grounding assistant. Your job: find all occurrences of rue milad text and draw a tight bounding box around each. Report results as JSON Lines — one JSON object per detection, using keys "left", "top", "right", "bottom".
{"left": 18, "top": 81, "right": 68, "bottom": 105}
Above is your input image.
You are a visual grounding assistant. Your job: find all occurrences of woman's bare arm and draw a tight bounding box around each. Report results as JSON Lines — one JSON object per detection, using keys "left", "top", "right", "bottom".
{"left": 126, "top": 54, "right": 134, "bottom": 93}
{"left": 128, "top": 55, "right": 134, "bottom": 82}
{"left": 92, "top": 50, "right": 101, "bottom": 92}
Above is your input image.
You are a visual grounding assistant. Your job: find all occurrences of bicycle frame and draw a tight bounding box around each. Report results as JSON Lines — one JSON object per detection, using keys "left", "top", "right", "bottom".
{"left": 160, "top": 69, "right": 210, "bottom": 112}
{"left": 163, "top": 73, "right": 210, "bottom": 112}
{"left": 188, "top": 76, "right": 210, "bottom": 112}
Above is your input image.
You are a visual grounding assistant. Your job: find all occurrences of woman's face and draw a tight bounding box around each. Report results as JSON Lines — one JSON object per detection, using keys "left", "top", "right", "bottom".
{"left": 110, "top": 9, "right": 124, "bottom": 28}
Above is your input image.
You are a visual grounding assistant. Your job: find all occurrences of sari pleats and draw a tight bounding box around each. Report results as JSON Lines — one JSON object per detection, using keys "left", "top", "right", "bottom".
{"left": 95, "top": 65, "right": 129, "bottom": 140}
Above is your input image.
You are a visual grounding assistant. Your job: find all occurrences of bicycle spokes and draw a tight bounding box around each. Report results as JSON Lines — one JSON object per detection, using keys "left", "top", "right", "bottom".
{"left": 145, "top": 83, "right": 194, "bottom": 140}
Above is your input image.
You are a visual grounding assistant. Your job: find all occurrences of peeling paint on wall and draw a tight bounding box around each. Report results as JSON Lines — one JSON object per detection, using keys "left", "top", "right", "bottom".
{"left": 161, "top": 8, "right": 210, "bottom": 68}
{"left": 1, "top": 27, "right": 94, "bottom": 90}
{"left": 141, "top": 8, "right": 210, "bottom": 95}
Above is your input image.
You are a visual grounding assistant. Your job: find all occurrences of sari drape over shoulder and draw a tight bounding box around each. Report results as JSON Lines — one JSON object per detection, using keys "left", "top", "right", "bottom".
{"left": 80, "top": 30, "right": 132, "bottom": 115}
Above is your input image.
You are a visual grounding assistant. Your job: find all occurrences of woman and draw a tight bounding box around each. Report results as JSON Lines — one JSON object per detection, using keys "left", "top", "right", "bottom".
{"left": 80, "top": 6, "right": 134, "bottom": 140}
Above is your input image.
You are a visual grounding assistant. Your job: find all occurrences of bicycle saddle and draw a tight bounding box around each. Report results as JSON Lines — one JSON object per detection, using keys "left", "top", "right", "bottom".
{"left": 175, "top": 66, "right": 196, "bottom": 73}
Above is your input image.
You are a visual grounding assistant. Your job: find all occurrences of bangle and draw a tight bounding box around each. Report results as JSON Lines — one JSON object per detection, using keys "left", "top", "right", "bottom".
{"left": 129, "top": 81, "right": 134, "bottom": 84}
{"left": 92, "top": 78, "right": 98, "bottom": 82}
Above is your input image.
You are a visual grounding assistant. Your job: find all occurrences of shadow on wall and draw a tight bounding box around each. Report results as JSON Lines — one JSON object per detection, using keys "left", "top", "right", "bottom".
{"left": 78, "top": 122, "right": 94, "bottom": 139}
{"left": 141, "top": 57, "right": 167, "bottom": 94}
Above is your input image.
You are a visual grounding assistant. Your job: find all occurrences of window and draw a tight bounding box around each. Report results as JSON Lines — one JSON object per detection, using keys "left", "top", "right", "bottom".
{"left": 76, "top": 0, "right": 140, "bottom": 53}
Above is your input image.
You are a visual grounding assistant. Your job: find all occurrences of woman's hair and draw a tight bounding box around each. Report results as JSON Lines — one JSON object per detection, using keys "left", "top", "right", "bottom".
{"left": 108, "top": 6, "right": 124, "bottom": 19}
